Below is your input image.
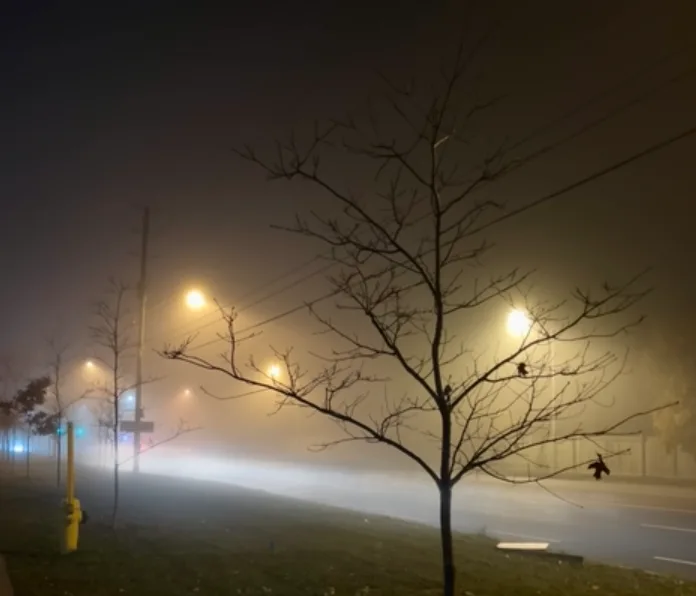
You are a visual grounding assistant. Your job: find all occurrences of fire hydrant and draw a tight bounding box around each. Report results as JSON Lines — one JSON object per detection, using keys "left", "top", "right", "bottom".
{"left": 61, "top": 422, "right": 88, "bottom": 553}
{"left": 63, "top": 497, "right": 88, "bottom": 552}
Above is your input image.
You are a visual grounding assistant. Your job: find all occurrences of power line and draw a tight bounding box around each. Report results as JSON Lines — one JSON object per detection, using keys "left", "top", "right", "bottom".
{"left": 150, "top": 53, "right": 694, "bottom": 351}
{"left": 180, "top": 122, "right": 696, "bottom": 355}
{"left": 152, "top": 261, "right": 336, "bottom": 348}
{"left": 146, "top": 254, "right": 323, "bottom": 322}
{"left": 117, "top": 254, "right": 323, "bottom": 340}
{"left": 506, "top": 63, "right": 695, "bottom": 166}
{"left": 508, "top": 43, "right": 694, "bottom": 153}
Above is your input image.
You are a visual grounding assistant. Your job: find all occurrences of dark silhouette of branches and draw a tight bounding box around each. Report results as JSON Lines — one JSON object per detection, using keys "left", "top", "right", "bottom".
{"left": 90, "top": 279, "right": 135, "bottom": 527}
{"left": 91, "top": 279, "right": 197, "bottom": 526}
{"left": 1, "top": 376, "right": 51, "bottom": 477}
{"left": 115, "top": 419, "right": 201, "bottom": 468}
{"left": 45, "top": 337, "right": 92, "bottom": 487}
{"left": 163, "top": 44, "right": 677, "bottom": 596}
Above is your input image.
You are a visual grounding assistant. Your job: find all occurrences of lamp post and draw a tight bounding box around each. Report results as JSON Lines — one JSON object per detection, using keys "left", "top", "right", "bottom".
{"left": 506, "top": 309, "right": 558, "bottom": 470}
{"left": 133, "top": 286, "right": 208, "bottom": 472}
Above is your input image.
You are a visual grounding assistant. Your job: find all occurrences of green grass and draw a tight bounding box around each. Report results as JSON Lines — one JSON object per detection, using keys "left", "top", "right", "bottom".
{"left": 0, "top": 465, "right": 694, "bottom": 596}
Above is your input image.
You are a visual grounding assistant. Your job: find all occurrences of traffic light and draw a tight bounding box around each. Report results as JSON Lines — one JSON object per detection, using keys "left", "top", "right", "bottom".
{"left": 75, "top": 426, "right": 85, "bottom": 438}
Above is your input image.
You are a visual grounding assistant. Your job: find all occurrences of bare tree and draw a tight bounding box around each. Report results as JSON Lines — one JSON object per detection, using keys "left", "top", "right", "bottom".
{"left": 93, "top": 398, "right": 115, "bottom": 468}
{"left": 163, "top": 46, "right": 676, "bottom": 596}
{"left": 46, "top": 338, "right": 92, "bottom": 487}
{"left": 91, "top": 279, "right": 198, "bottom": 526}
{"left": 90, "top": 279, "right": 136, "bottom": 526}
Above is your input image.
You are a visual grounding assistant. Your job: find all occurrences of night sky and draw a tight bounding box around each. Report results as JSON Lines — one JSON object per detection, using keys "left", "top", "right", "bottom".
{"left": 1, "top": 0, "right": 695, "bottom": 425}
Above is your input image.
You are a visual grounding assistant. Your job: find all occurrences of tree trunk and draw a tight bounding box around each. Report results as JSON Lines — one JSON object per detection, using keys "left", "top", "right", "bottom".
{"left": 111, "top": 435, "right": 119, "bottom": 527}
{"left": 10, "top": 427, "right": 16, "bottom": 471}
{"left": 439, "top": 482, "right": 455, "bottom": 596}
{"left": 25, "top": 434, "right": 30, "bottom": 478}
{"left": 56, "top": 418, "right": 63, "bottom": 488}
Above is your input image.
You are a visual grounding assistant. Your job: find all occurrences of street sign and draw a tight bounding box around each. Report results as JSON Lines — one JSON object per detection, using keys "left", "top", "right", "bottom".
{"left": 120, "top": 420, "right": 154, "bottom": 433}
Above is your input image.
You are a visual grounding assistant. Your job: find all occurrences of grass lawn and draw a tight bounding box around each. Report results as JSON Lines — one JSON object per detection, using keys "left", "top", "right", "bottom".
{"left": 0, "top": 464, "right": 694, "bottom": 596}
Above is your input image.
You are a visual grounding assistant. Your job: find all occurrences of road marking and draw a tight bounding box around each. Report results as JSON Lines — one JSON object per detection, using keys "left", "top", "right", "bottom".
{"left": 654, "top": 556, "right": 696, "bottom": 567}
{"left": 641, "top": 523, "right": 696, "bottom": 534}
{"left": 489, "top": 529, "right": 560, "bottom": 543}
{"left": 595, "top": 501, "right": 696, "bottom": 516}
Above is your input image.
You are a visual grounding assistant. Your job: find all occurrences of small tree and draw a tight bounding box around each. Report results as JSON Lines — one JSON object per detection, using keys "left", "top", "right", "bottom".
{"left": 90, "top": 279, "right": 135, "bottom": 526}
{"left": 46, "top": 338, "right": 91, "bottom": 487}
{"left": 164, "top": 48, "right": 674, "bottom": 596}
{"left": 25, "top": 410, "right": 58, "bottom": 477}
{"left": 2, "top": 376, "right": 52, "bottom": 477}
{"left": 0, "top": 401, "right": 17, "bottom": 464}
{"left": 93, "top": 398, "right": 116, "bottom": 468}
{"left": 0, "top": 402, "right": 16, "bottom": 463}
{"left": 0, "top": 359, "right": 20, "bottom": 463}
{"left": 643, "top": 332, "right": 696, "bottom": 465}
{"left": 91, "top": 279, "right": 198, "bottom": 526}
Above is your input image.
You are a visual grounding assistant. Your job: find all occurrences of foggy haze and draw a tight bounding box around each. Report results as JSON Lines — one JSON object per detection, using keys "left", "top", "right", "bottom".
{"left": 1, "top": 0, "right": 695, "bottom": 477}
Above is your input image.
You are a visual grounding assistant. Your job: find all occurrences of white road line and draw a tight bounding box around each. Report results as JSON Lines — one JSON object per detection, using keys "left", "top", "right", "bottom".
{"left": 642, "top": 523, "right": 696, "bottom": 534}
{"left": 654, "top": 556, "right": 696, "bottom": 567}
{"left": 595, "top": 501, "right": 696, "bottom": 515}
{"left": 489, "top": 529, "right": 560, "bottom": 543}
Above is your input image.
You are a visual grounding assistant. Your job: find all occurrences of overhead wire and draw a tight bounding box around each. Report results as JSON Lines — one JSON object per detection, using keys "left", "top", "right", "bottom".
{"left": 149, "top": 47, "right": 695, "bottom": 352}
{"left": 146, "top": 253, "right": 322, "bottom": 323}
{"left": 147, "top": 260, "right": 336, "bottom": 348}
{"left": 180, "top": 122, "right": 696, "bottom": 354}
{"left": 142, "top": 254, "right": 325, "bottom": 344}
{"left": 153, "top": 57, "right": 694, "bottom": 349}
{"left": 506, "top": 42, "right": 694, "bottom": 153}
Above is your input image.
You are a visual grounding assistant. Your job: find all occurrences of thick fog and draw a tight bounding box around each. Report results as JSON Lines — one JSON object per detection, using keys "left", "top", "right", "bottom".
{"left": 1, "top": 0, "right": 695, "bottom": 483}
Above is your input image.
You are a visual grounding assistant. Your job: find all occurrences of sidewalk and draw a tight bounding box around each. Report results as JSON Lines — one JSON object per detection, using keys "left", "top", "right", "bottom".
{"left": 0, "top": 556, "right": 13, "bottom": 596}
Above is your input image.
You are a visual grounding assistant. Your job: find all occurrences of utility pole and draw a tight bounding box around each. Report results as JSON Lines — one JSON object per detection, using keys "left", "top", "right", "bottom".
{"left": 133, "top": 207, "right": 150, "bottom": 473}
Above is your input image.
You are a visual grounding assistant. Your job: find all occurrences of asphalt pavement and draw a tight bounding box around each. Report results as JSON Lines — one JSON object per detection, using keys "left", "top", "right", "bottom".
{"left": 140, "top": 453, "right": 696, "bottom": 580}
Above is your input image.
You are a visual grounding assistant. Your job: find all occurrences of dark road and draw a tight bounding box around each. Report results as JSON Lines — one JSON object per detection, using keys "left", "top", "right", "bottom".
{"left": 139, "top": 453, "right": 696, "bottom": 579}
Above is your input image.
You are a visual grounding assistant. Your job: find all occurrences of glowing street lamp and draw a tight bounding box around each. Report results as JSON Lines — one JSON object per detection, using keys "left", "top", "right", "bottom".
{"left": 505, "top": 307, "right": 558, "bottom": 468}
{"left": 267, "top": 364, "right": 281, "bottom": 381}
{"left": 85, "top": 360, "right": 95, "bottom": 369}
{"left": 185, "top": 289, "right": 206, "bottom": 311}
{"left": 506, "top": 309, "right": 532, "bottom": 338}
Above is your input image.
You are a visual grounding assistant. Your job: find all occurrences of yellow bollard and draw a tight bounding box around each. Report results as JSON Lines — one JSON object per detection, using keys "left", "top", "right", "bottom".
{"left": 61, "top": 421, "right": 87, "bottom": 553}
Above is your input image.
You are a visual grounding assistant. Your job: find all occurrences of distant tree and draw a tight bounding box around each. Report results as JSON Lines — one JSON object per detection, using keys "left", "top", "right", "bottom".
{"left": 92, "top": 398, "right": 116, "bottom": 468}
{"left": 3, "top": 376, "right": 52, "bottom": 477}
{"left": 91, "top": 279, "right": 197, "bottom": 526}
{"left": 644, "top": 332, "right": 696, "bottom": 462}
{"left": 30, "top": 410, "right": 60, "bottom": 437}
{"left": 0, "top": 400, "right": 17, "bottom": 463}
{"left": 0, "top": 359, "right": 20, "bottom": 463}
{"left": 90, "top": 279, "right": 135, "bottom": 526}
{"left": 164, "top": 46, "right": 675, "bottom": 596}
{"left": 45, "top": 338, "right": 92, "bottom": 487}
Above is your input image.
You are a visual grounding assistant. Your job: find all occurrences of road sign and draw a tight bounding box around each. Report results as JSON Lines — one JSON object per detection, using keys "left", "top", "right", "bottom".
{"left": 120, "top": 420, "right": 154, "bottom": 433}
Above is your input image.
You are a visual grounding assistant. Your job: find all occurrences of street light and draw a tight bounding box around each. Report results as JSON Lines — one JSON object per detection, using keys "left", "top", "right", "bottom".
{"left": 185, "top": 289, "right": 206, "bottom": 311}
{"left": 85, "top": 360, "right": 95, "bottom": 370}
{"left": 505, "top": 308, "right": 557, "bottom": 469}
{"left": 267, "top": 364, "right": 281, "bottom": 381}
{"left": 507, "top": 309, "right": 532, "bottom": 337}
